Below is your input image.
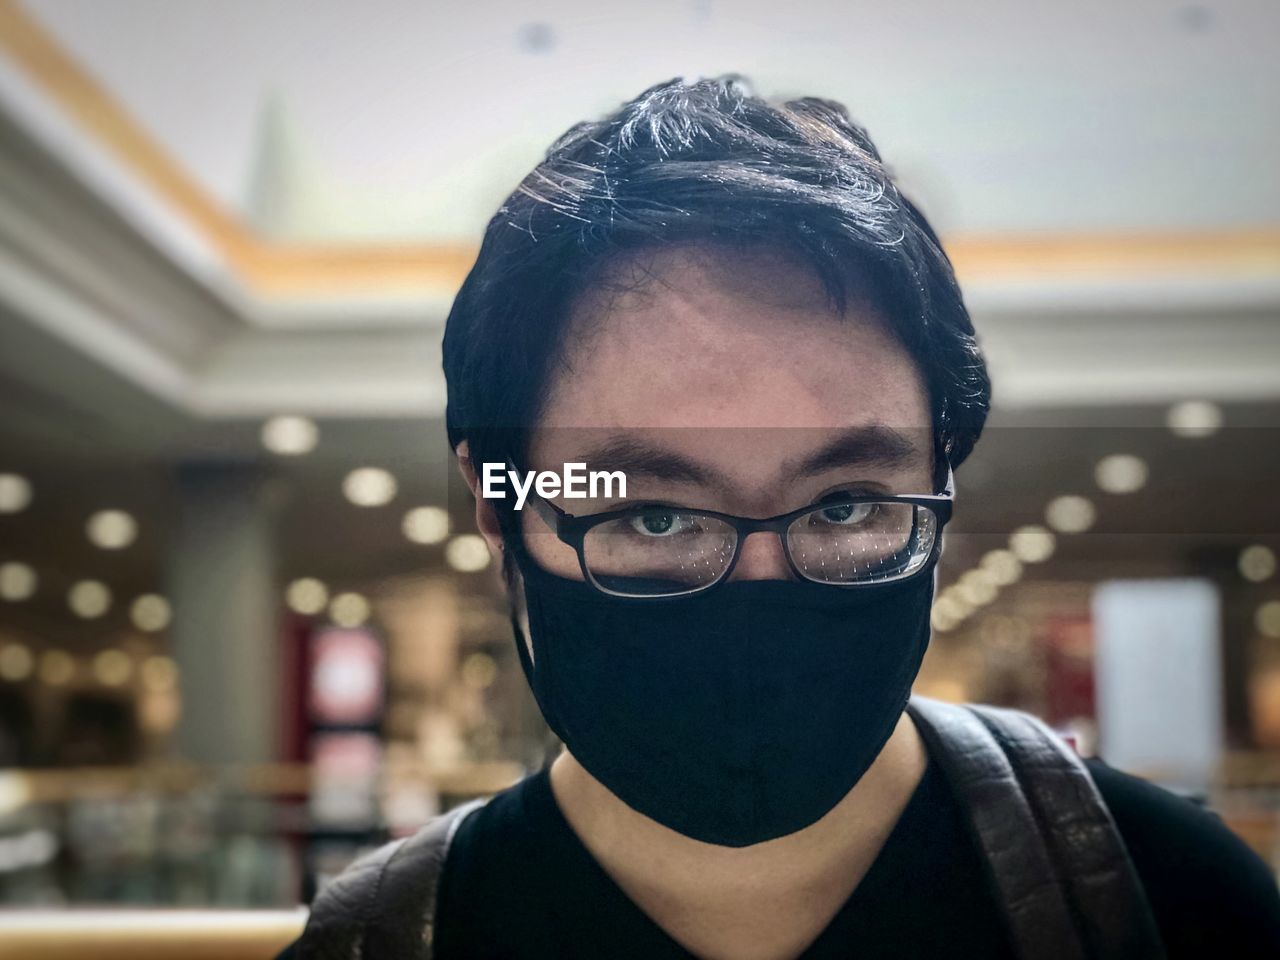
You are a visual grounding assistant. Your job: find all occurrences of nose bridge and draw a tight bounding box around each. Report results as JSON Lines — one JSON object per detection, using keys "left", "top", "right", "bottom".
{"left": 730, "top": 526, "right": 795, "bottom": 581}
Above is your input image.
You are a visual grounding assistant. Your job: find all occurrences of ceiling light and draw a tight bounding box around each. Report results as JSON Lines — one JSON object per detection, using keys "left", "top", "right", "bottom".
{"left": 1256, "top": 601, "right": 1280, "bottom": 640}
{"left": 0, "top": 563, "right": 37, "bottom": 602}
{"left": 261, "top": 415, "right": 319, "bottom": 455}
{"left": 342, "top": 467, "right": 397, "bottom": 507}
{"left": 963, "top": 567, "right": 1000, "bottom": 589}
{"left": 329, "top": 592, "right": 371, "bottom": 627}
{"left": 957, "top": 570, "right": 998, "bottom": 606}
{"left": 1009, "top": 525, "right": 1056, "bottom": 563}
{"left": 286, "top": 578, "right": 329, "bottom": 615}
{"left": 1094, "top": 454, "right": 1148, "bottom": 494}
{"left": 86, "top": 510, "right": 137, "bottom": 549}
{"left": 1045, "top": 496, "right": 1096, "bottom": 534}
{"left": 939, "top": 588, "right": 976, "bottom": 620}
{"left": 141, "top": 655, "right": 178, "bottom": 691}
{"left": 1239, "top": 545, "right": 1277, "bottom": 584}
{"left": 1166, "top": 400, "right": 1222, "bottom": 438}
{"left": 0, "top": 644, "right": 34, "bottom": 682}
{"left": 403, "top": 506, "right": 451, "bottom": 545}
{"left": 39, "top": 650, "right": 75, "bottom": 686}
{"left": 0, "top": 473, "right": 32, "bottom": 513}
{"left": 93, "top": 649, "right": 133, "bottom": 686}
{"left": 130, "top": 594, "right": 171, "bottom": 632}
{"left": 933, "top": 594, "right": 969, "bottom": 621}
{"left": 461, "top": 652, "right": 498, "bottom": 690}
{"left": 68, "top": 580, "right": 112, "bottom": 619}
{"left": 930, "top": 608, "right": 958, "bottom": 633}
{"left": 979, "top": 549, "right": 1023, "bottom": 586}
{"left": 446, "top": 535, "right": 491, "bottom": 573}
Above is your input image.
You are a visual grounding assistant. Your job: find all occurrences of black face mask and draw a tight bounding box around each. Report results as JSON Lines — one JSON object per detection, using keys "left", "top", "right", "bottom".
{"left": 510, "top": 551, "right": 936, "bottom": 847}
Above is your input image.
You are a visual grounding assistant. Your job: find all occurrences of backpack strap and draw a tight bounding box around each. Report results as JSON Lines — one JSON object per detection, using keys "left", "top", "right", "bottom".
{"left": 908, "top": 697, "right": 1166, "bottom": 960}
{"left": 968, "top": 702, "right": 1166, "bottom": 960}
{"left": 295, "top": 797, "right": 488, "bottom": 960}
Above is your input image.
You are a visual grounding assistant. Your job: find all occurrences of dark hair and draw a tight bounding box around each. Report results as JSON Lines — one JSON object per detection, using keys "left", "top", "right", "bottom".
{"left": 443, "top": 75, "right": 990, "bottom": 484}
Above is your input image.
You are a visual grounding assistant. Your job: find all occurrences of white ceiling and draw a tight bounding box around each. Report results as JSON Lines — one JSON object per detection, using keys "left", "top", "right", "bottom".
{"left": 18, "top": 0, "right": 1280, "bottom": 243}
{"left": 0, "top": 0, "right": 1277, "bottom": 436}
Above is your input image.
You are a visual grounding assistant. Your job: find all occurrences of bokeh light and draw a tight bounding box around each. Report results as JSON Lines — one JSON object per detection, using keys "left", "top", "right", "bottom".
{"left": 1094, "top": 454, "right": 1148, "bottom": 494}
{"left": 0, "top": 563, "right": 37, "bottom": 602}
{"left": 342, "top": 467, "right": 397, "bottom": 507}
{"left": 68, "top": 580, "right": 112, "bottom": 619}
{"left": 446, "top": 535, "right": 491, "bottom": 573}
{"left": 261, "top": 415, "right": 319, "bottom": 455}
{"left": 1009, "top": 525, "right": 1056, "bottom": 563}
{"left": 286, "top": 578, "right": 329, "bottom": 615}
{"left": 86, "top": 510, "right": 138, "bottom": 550}
{"left": 130, "top": 594, "right": 171, "bottom": 632}
{"left": 1167, "top": 400, "right": 1223, "bottom": 438}
{"left": 1045, "top": 495, "right": 1096, "bottom": 534}
{"left": 0, "top": 473, "right": 31, "bottom": 514}
{"left": 403, "top": 506, "right": 451, "bottom": 545}
{"left": 329, "top": 591, "right": 371, "bottom": 627}
{"left": 1239, "top": 545, "right": 1277, "bottom": 584}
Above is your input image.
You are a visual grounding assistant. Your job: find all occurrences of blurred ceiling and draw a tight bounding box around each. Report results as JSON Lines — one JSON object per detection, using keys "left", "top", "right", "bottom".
{"left": 0, "top": 0, "right": 1278, "bottom": 644}
{"left": 9, "top": 0, "right": 1280, "bottom": 243}
{"left": 0, "top": 0, "right": 1277, "bottom": 423}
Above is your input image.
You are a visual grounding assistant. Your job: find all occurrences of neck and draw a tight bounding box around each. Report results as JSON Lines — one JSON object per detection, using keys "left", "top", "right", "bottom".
{"left": 549, "top": 712, "right": 928, "bottom": 960}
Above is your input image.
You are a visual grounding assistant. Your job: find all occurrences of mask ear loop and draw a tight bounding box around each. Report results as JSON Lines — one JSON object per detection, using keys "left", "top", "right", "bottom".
{"left": 495, "top": 502, "right": 572, "bottom": 755}
{"left": 508, "top": 588, "right": 537, "bottom": 688}
{"left": 493, "top": 497, "right": 539, "bottom": 686}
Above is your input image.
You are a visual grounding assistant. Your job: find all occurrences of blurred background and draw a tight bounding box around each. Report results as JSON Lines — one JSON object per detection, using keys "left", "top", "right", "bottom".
{"left": 0, "top": 0, "right": 1278, "bottom": 924}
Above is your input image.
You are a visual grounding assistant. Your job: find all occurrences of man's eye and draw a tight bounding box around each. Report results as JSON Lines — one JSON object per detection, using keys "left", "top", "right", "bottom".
{"left": 630, "top": 510, "right": 687, "bottom": 537}
{"left": 819, "top": 502, "right": 875, "bottom": 525}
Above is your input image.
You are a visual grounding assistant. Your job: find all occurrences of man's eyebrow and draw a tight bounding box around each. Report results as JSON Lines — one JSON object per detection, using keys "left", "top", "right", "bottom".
{"left": 789, "top": 425, "right": 924, "bottom": 477}
{"left": 573, "top": 437, "right": 728, "bottom": 488}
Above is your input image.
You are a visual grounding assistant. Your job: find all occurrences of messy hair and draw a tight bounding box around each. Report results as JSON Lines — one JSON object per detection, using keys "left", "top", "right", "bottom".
{"left": 443, "top": 75, "right": 990, "bottom": 488}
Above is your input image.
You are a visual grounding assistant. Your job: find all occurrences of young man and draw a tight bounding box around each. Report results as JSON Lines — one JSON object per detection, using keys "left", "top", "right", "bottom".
{"left": 285, "top": 77, "right": 1280, "bottom": 958}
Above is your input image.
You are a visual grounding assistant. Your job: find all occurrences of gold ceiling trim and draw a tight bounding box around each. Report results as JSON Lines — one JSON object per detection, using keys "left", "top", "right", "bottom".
{"left": 1, "top": 0, "right": 1277, "bottom": 299}
{"left": 945, "top": 231, "right": 1280, "bottom": 281}
{"left": 0, "top": 0, "right": 475, "bottom": 296}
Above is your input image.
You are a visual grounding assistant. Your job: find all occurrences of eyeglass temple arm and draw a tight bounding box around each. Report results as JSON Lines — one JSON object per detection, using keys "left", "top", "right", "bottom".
{"left": 524, "top": 491, "right": 570, "bottom": 527}
{"left": 499, "top": 461, "right": 577, "bottom": 537}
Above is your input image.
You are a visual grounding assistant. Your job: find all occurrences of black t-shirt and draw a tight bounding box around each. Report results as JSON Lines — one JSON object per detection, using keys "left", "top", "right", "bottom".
{"left": 278, "top": 758, "right": 1280, "bottom": 958}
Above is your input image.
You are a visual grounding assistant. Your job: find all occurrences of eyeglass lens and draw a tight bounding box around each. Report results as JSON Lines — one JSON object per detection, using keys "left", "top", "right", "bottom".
{"left": 580, "top": 502, "right": 939, "bottom": 597}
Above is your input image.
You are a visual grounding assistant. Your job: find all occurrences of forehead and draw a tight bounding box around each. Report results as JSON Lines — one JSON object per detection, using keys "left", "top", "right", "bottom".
{"left": 536, "top": 244, "right": 930, "bottom": 436}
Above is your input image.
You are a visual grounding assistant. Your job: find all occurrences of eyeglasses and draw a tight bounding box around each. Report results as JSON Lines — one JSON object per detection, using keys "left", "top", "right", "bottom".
{"left": 521, "top": 471, "right": 954, "bottom": 599}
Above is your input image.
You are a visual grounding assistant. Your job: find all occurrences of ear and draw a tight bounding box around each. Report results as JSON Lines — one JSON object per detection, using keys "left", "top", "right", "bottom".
{"left": 456, "top": 440, "right": 504, "bottom": 559}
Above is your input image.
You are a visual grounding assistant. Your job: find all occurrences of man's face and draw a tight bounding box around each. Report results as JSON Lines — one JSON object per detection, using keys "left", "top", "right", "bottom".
{"left": 517, "top": 244, "right": 936, "bottom": 581}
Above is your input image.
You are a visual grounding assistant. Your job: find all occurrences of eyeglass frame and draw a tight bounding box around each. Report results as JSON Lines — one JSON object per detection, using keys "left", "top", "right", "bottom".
{"left": 514, "top": 464, "right": 955, "bottom": 599}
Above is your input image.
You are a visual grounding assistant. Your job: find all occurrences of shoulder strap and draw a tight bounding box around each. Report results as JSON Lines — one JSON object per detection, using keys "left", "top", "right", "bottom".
{"left": 295, "top": 798, "right": 488, "bottom": 960}
{"left": 908, "top": 697, "right": 1087, "bottom": 960}
{"left": 908, "top": 697, "right": 1165, "bottom": 960}
{"left": 968, "top": 702, "right": 1166, "bottom": 960}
